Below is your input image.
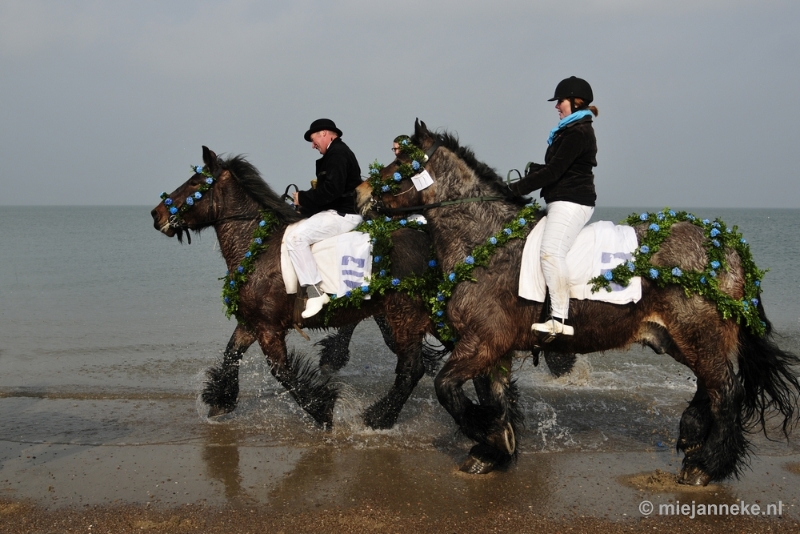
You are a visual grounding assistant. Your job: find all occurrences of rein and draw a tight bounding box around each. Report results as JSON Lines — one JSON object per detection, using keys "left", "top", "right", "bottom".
{"left": 377, "top": 195, "right": 507, "bottom": 215}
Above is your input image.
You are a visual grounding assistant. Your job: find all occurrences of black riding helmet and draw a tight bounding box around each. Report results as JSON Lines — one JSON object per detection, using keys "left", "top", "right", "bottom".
{"left": 548, "top": 76, "right": 593, "bottom": 104}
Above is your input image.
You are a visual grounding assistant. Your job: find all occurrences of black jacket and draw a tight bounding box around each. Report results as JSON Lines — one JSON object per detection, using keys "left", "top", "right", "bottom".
{"left": 297, "top": 137, "right": 362, "bottom": 215}
{"left": 509, "top": 117, "right": 597, "bottom": 206}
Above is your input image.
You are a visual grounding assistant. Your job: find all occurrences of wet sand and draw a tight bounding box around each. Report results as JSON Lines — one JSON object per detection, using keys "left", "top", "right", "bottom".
{"left": 3, "top": 404, "right": 800, "bottom": 533}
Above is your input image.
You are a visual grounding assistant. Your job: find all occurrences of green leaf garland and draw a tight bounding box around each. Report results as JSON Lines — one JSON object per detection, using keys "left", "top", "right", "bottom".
{"left": 589, "top": 208, "right": 767, "bottom": 337}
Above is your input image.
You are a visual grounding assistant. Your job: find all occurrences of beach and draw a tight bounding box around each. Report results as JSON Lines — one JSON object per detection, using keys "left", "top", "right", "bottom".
{"left": 2, "top": 206, "right": 800, "bottom": 532}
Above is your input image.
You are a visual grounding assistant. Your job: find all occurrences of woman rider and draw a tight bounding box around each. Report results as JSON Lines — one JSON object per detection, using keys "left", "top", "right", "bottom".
{"left": 507, "top": 76, "right": 599, "bottom": 338}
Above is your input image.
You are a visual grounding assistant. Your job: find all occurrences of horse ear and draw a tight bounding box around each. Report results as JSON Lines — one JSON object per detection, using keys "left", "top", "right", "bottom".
{"left": 202, "top": 146, "right": 219, "bottom": 171}
{"left": 414, "top": 118, "right": 429, "bottom": 139}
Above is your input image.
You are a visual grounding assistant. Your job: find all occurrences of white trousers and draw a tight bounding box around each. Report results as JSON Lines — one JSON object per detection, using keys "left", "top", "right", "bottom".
{"left": 284, "top": 210, "right": 363, "bottom": 287}
{"left": 540, "top": 201, "right": 594, "bottom": 319}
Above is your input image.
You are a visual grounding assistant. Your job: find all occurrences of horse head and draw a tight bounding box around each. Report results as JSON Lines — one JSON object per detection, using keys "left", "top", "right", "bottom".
{"left": 355, "top": 119, "right": 440, "bottom": 218}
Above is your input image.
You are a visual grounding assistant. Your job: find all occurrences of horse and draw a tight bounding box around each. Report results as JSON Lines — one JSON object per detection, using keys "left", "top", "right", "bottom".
{"left": 152, "top": 146, "right": 445, "bottom": 430}
{"left": 355, "top": 120, "right": 800, "bottom": 484}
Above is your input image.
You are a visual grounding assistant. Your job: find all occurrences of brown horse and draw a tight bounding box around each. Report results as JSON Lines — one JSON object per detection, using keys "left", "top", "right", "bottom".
{"left": 355, "top": 120, "right": 800, "bottom": 484}
{"left": 152, "top": 146, "right": 443, "bottom": 429}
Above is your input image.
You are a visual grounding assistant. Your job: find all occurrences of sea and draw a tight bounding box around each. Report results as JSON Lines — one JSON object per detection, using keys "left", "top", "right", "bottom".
{"left": 1, "top": 206, "right": 799, "bottom": 465}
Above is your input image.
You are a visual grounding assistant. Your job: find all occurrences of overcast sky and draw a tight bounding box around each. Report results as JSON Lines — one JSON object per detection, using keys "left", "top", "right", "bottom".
{"left": 2, "top": 0, "right": 798, "bottom": 208}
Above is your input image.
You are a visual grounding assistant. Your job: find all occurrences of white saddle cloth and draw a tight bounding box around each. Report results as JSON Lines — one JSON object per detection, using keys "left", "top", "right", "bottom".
{"left": 281, "top": 232, "right": 373, "bottom": 296}
{"left": 519, "top": 218, "right": 642, "bottom": 305}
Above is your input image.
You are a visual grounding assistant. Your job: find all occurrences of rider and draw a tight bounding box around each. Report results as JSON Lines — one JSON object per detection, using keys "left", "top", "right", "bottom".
{"left": 288, "top": 118, "right": 364, "bottom": 318}
{"left": 507, "top": 76, "right": 599, "bottom": 338}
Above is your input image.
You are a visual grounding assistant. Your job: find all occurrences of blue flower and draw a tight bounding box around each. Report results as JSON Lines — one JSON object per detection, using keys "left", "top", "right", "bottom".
{"left": 726, "top": 228, "right": 732, "bottom": 233}
{"left": 518, "top": 218, "right": 526, "bottom": 226}
{"left": 710, "top": 228, "right": 720, "bottom": 237}
{"left": 710, "top": 260, "right": 720, "bottom": 269}
{"left": 700, "top": 276, "right": 707, "bottom": 284}
{"left": 194, "top": 192, "right": 202, "bottom": 199}
{"left": 195, "top": 166, "right": 204, "bottom": 173}
{"left": 686, "top": 214, "right": 696, "bottom": 221}
{"left": 412, "top": 160, "right": 420, "bottom": 170}
{"left": 401, "top": 139, "right": 409, "bottom": 145}
{"left": 672, "top": 267, "right": 683, "bottom": 277}
{"left": 754, "top": 280, "right": 760, "bottom": 287}
{"left": 164, "top": 198, "right": 173, "bottom": 206}
{"left": 223, "top": 296, "right": 231, "bottom": 304}
{"left": 345, "top": 290, "right": 352, "bottom": 297}
{"left": 751, "top": 298, "right": 759, "bottom": 306}
{"left": 428, "top": 259, "right": 437, "bottom": 267}
{"left": 366, "top": 220, "right": 373, "bottom": 226}
{"left": 712, "top": 239, "right": 721, "bottom": 248}
{"left": 374, "top": 255, "right": 382, "bottom": 263}
{"left": 649, "top": 223, "right": 660, "bottom": 232}
{"left": 603, "top": 270, "right": 613, "bottom": 281}
{"left": 639, "top": 212, "right": 649, "bottom": 221}
{"left": 259, "top": 220, "right": 266, "bottom": 227}
{"left": 237, "top": 266, "right": 244, "bottom": 273}
{"left": 437, "top": 322, "right": 444, "bottom": 328}
{"left": 160, "top": 191, "right": 167, "bottom": 198}
{"left": 379, "top": 270, "right": 386, "bottom": 276}
{"left": 186, "top": 196, "right": 194, "bottom": 206}
{"left": 229, "top": 280, "right": 235, "bottom": 287}
{"left": 436, "top": 310, "right": 443, "bottom": 317}
{"left": 254, "top": 237, "right": 262, "bottom": 245}
{"left": 393, "top": 172, "right": 402, "bottom": 182}
{"left": 668, "top": 210, "right": 676, "bottom": 217}
{"left": 244, "top": 251, "right": 251, "bottom": 258}
{"left": 381, "top": 185, "right": 390, "bottom": 193}
{"left": 448, "top": 272, "right": 456, "bottom": 282}
{"left": 742, "top": 300, "right": 749, "bottom": 310}
{"left": 465, "top": 256, "right": 474, "bottom": 265}
{"left": 626, "top": 261, "right": 635, "bottom": 272}
{"left": 712, "top": 222, "right": 720, "bottom": 228}
{"left": 702, "top": 218, "right": 710, "bottom": 225}
{"left": 649, "top": 268, "right": 659, "bottom": 279}
{"left": 391, "top": 278, "right": 400, "bottom": 286}
{"left": 169, "top": 207, "right": 178, "bottom": 215}
{"left": 740, "top": 238, "right": 747, "bottom": 244}
{"left": 489, "top": 237, "right": 497, "bottom": 245}
{"left": 710, "top": 270, "right": 717, "bottom": 277}
{"left": 437, "top": 293, "right": 444, "bottom": 301}
{"left": 385, "top": 216, "right": 391, "bottom": 222}
{"left": 361, "top": 286, "right": 369, "bottom": 293}
{"left": 657, "top": 212, "right": 664, "bottom": 220}
{"left": 503, "top": 228, "right": 512, "bottom": 236}
{"left": 370, "top": 167, "right": 380, "bottom": 176}
{"left": 640, "top": 245, "right": 650, "bottom": 254}
{"left": 400, "top": 219, "right": 407, "bottom": 226}
{"left": 205, "top": 177, "right": 213, "bottom": 185}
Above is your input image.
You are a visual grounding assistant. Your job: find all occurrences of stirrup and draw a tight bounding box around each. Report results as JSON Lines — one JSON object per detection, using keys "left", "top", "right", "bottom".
{"left": 532, "top": 317, "right": 574, "bottom": 341}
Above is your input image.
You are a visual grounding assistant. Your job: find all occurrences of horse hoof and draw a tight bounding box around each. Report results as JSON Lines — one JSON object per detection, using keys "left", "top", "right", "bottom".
{"left": 486, "top": 422, "right": 516, "bottom": 455}
{"left": 460, "top": 455, "right": 497, "bottom": 475}
{"left": 678, "top": 466, "right": 711, "bottom": 486}
{"left": 363, "top": 399, "right": 399, "bottom": 430}
{"left": 207, "top": 405, "right": 235, "bottom": 418}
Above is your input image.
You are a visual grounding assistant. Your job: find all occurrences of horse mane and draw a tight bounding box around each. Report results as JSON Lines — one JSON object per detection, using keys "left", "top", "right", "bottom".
{"left": 411, "top": 130, "right": 527, "bottom": 206}
{"left": 218, "top": 155, "right": 303, "bottom": 224}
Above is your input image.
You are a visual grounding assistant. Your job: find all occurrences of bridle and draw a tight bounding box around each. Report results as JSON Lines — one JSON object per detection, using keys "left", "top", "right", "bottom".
{"left": 369, "top": 136, "right": 506, "bottom": 216}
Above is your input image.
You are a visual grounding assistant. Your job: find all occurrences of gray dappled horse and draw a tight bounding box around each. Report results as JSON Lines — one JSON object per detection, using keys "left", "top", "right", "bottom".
{"left": 356, "top": 120, "right": 800, "bottom": 484}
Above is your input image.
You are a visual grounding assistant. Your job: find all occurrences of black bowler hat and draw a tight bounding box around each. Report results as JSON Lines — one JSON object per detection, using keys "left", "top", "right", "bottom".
{"left": 304, "top": 118, "right": 343, "bottom": 141}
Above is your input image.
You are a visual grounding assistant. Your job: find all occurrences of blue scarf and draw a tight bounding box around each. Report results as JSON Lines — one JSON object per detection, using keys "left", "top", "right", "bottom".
{"left": 547, "top": 109, "right": 593, "bottom": 145}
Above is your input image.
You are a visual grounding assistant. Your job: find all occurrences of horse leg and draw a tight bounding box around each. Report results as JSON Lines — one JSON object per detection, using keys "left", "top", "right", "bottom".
{"left": 435, "top": 338, "right": 516, "bottom": 474}
{"left": 463, "top": 352, "right": 523, "bottom": 474}
{"left": 203, "top": 324, "right": 255, "bottom": 417}
{"left": 677, "top": 361, "right": 747, "bottom": 485}
{"left": 317, "top": 322, "right": 358, "bottom": 375}
{"left": 257, "top": 329, "right": 339, "bottom": 428}
{"left": 543, "top": 351, "right": 577, "bottom": 377}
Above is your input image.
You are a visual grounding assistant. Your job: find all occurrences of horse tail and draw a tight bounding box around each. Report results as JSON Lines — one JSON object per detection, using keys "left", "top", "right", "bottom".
{"left": 736, "top": 300, "right": 800, "bottom": 438}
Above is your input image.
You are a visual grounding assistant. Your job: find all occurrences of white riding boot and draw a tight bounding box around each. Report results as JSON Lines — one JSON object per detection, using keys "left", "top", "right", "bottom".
{"left": 301, "top": 283, "right": 330, "bottom": 319}
{"left": 532, "top": 317, "right": 574, "bottom": 337}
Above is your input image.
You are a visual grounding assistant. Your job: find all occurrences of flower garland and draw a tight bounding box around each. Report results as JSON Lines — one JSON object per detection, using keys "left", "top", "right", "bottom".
{"left": 589, "top": 208, "right": 767, "bottom": 337}
{"left": 323, "top": 215, "right": 441, "bottom": 322}
{"left": 366, "top": 138, "right": 428, "bottom": 196}
{"left": 220, "top": 211, "right": 281, "bottom": 320}
{"left": 428, "top": 202, "right": 541, "bottom": 341}
{"left": 159, "top": 165, "right": 215, "bottom": 222}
